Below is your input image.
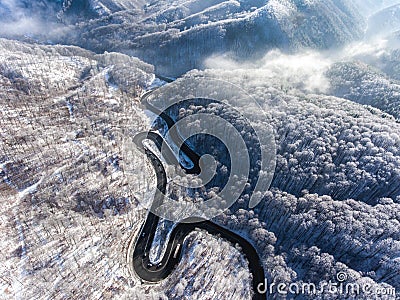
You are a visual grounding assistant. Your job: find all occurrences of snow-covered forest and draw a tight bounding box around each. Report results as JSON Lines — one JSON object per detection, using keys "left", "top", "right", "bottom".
{"left": 1, "top": 0, "right": 400, "bottom": 299}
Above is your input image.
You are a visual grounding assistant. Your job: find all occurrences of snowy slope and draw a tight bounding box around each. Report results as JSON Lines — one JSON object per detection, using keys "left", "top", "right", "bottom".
{"left": 88, "top": 0, "right": 146, "bottom": 15}
{"left": 327, "top": 61, "right": 400, "bottom": 119}
{"left": 179, "top": 69, "right": 400, "bottom": 293}
{"left": 0, "top": 39, "right": 253, "bottom": 299}
{"left": 1, "top": 37, "right": 400, "bottom": 298}
{"left": 1, "top": 1, "right": 400, "bottom": 298}
{"left": 367, "top": 3, "right": 400, "bottom": 37}
{"left": 76, "top": 0, "right": 364, "bottom": 75}
{"left": 0, "top": 0, "right": 365, "bottom": 76}
{"left": 352, "top": 0, "right": 400, "bottom": 16}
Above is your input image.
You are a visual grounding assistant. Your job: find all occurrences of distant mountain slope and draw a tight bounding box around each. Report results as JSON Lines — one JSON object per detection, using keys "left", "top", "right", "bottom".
{"left": 65, "top": 0, "right": 365, "bottom": 75}
{"left": 0, "top": 0, "right": 365, "bottom": 76}
{"left": 367, "top": 3, "right": 400, "bottom": 37}
{"left": 89, "top": 0, "right": 146, "bottom": 14}
{"left": 352, "top": 0, "right": 400, "bottom": 16}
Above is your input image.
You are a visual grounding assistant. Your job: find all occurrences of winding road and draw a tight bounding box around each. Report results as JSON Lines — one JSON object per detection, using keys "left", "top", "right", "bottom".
{"left": 130, "top": 79, "right": 266, "bottom": 299}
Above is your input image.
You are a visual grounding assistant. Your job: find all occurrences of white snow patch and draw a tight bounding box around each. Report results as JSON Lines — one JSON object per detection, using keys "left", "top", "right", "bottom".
{"left": 149, "top": 219, "right": 176, "bottom": 264}
{"left": 18, "top": 177, "right": 44, "bottom": 199}
{"left": 266, "top": 0, "right": 297, "bottom": 20}
{"left": 0, "top": 160, "right": 12, "bottom": 170}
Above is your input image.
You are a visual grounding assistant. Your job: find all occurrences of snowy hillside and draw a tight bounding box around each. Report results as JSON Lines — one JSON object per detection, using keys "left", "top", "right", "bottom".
{"left": 367, "top": 3, "right": 400, "bottom": 37}
{"left": 0, "top": 39, "right": 253, "bottom": 299}
{"left": 88, "top": 0, "right": 146, "bottom": 15}
{"left": 1, "top": 37, "right": 400, "bottom": 298}
{"left": 69, "top": 0, "right": 365, "bottom": 75}
{"left": 0, "top": 0, "right": 366, "bottom": 75}
{"left": 352, "top": 0, "right": 400, "bottom": 16}
{"left": 168, "top": 68, "right": 400, "bottom": 295}
{"left": 1, "top": 0, "right": 400, "bottom": 299}
{"left": 327, "top": 61, "right": 400, "bottom": 119}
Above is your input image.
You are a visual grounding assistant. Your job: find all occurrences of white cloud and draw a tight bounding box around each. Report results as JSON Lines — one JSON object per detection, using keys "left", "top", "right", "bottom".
{"left": 203, "top": 30, "right": 400, "bottom": 95}
{"left": 204, "top": 50, "right": 333, "bottom": 94}
{"left": 0, "top": 0, "right": 65, "bottom": 37}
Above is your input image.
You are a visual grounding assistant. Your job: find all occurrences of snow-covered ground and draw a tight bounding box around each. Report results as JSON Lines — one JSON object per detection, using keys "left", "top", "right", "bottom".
{"left": 1, "top": 1, "right": 400, "bottom": 299}
{"left": 0, "top": 39, "right": 254, "bottom": 299}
